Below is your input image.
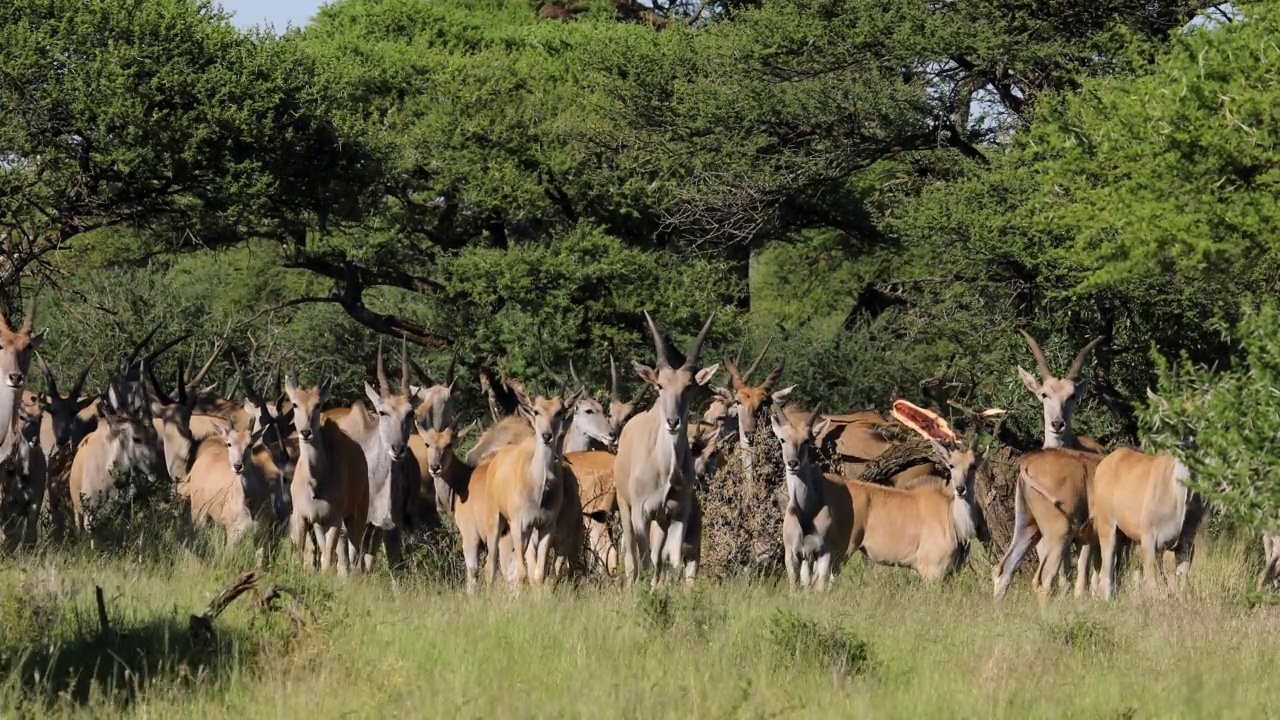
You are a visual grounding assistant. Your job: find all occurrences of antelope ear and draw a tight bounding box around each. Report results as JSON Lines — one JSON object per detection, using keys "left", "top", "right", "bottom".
{"left": 694, "top": 363, "right": 720, "bottom": 387}
{"left": 364, "top": 383, "right": 382, "bottom": 406}
{"left": 632, "top": 361, "right": 658, "bottom": 386}
{"left": 29, "top": 330, "right": 45, "bottom": 348}
{"left": 771, "top": 385, "right": 796, "bottom": 402}
{"left": 1017, "top": 366, "right": 1040, "bottom": 394}
{"left": 812, "top": 418, "right": 831, "bottom": 439}
{"left": 456, "top": 420, "right": 478, "bottom": 441}
{"left": 930, "top": 439, "right": 952, "bottom": 463}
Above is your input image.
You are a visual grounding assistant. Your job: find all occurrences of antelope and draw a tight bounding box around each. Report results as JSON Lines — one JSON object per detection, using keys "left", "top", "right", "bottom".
{"left": 614, "top": 310, "right": 718, "bottom": 588}
{"left": 336, "top": 341, "right": 421, "bottom": 571}
{"left": 180, "top": 420, "right": 280, "bottom": 556}
{"left": 0, "top": 302, "right": 44, "bottom": 457}
{"left": 485, "top": 384, "right": 575, "bottom": 587}
{"left": 403, "top": 355, "right": 457, "bottom": 531}
{"left": 559, "top": 450, "right": 619, "bottom": 576}
{"left": 1, "top": 392, "right": 48, "bottom": 548}
{"left": 770, "top": 404, "right": 836, "bottom": 591}
{"left": 284, "top": 375, "right": 368, "bottom": 575}
{"left": 68, "top": 382, "right": 167, "bottom": 536}
{"left": 992, "top": 331, "right": 1106, "bottom": 602}
{"left": 720, "top": 340, "right": 790, "bottom": 471}
{"left": 1090, "top": 407, "right": 1205, "bottom": 599}
{"left": 840, "top": 436, "right": 984, "bottom": 580}
{"left": 456, "top": 456, "right": 501, "bottom": 594}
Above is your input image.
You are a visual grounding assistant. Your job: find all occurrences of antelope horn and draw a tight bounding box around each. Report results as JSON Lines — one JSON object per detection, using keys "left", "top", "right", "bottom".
{"left": 140, "top": 331, "right": 189, "bottom": 379}
{"left": 643, "top": 310, "right": 671, "bottom": 368}
{"left": 174, "top": 357, "right": 188, "bottom": 406}
{"left": 19, "top": 299, "right": 34, "bottom": 333}
{"left": 568, "top": 358, "right": 584, "bottom": 392}
{"left": 1017, "top": 329, "right": 1053, "bottom": 380}
{"left": 723, "top": 352, "right": 745, "bottom": 390}
{"left": 186, "top": 338, "right": 223, "bottom": 391}
{"left": 743, "top": 337, "right": 774, "bottom": 382}
{"left": 122, "top": 324, "right": 163, "bottom": 373}
{"left": 806, "top": 402, "right": 823, "bottom": 430}
{"left": 142, "top": 354, "right": 171, "bottom": 406}
{"left": 760, "top": 357, "right": 785, "bottom": 393}
{"left": 445, "top": 348, "right": 458, "bottom": 388}
{"left": 230, "top": 351, "right": 264, "bottom": 408}
{"left": 375, "top": 339, "right": 390, "bottom": 396}
{"left": 400, "top": 337, "right": 410, "bottom": 395}
{"left": 71, "top": 353, "right": 96, "bottom": 400}
{"left": 36, "top": 352, "right": 57, "bottom": 398}
{"left": 683, "top": 311, "right": 715, "bottom": 369}
{"left": 1067, "top": 336, "right": 1106, "bottom": 381}
{"left": 608, "top": 351, "right": 621, "bottom": 404}
{"left": 408, "top": 356, "right": 435, "bottom": 387}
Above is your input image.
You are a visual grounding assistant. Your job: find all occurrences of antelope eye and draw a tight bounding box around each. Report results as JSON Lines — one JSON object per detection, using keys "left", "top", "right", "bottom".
{"left": 585, "top": 408, "right": 594, "bottom": 414}
{"left": 1040, "top": 392, "right": 1049, "bottom": 399}
{"left": 378, "top": 410, "right": 388, "bottom": 417}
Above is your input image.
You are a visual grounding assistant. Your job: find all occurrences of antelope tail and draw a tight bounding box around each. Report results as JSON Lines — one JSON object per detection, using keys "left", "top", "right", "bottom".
{"left": 1026, "top": 479, "right": 1068, "bottom": 516}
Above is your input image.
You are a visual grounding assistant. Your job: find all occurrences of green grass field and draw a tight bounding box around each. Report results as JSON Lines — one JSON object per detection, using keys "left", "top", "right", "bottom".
{"left": 2, "top": 532, "right": 1279, "bottom": 718}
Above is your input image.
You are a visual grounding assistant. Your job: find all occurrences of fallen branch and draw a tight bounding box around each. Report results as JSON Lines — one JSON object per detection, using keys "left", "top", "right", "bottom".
{"left": 189, "top": 571, "right": 259, "bottom": 641}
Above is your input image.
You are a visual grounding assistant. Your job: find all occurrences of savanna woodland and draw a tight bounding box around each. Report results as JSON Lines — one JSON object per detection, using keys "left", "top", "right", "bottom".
{"left": 2, "top": 0, "right": 1280, "bottom": 715}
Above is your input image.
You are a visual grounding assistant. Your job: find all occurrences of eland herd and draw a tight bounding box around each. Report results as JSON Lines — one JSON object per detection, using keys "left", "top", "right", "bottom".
{"left": 0, "top": 303, "right": 1223, "bottom": 603}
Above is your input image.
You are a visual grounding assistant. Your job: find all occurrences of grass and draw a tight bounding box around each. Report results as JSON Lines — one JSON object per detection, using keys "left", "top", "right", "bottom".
{"left": 2, "top": 531, "right": 1279, "bottom": 718}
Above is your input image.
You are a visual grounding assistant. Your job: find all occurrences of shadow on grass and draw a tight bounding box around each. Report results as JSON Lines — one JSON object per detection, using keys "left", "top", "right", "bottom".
{"left": 0, "top": 578, "right": 294, "bottom": 711}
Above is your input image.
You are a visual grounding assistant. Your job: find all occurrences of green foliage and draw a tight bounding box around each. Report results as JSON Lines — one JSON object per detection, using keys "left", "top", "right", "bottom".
{"left": 767, "top": 610, "right": 872, "bottom": 678}
{"left": 1142, "top": 304, "right": 1280, "bottom": 531}
{"left": 1028, "top": 3, "right": 1280, "bottom": 286}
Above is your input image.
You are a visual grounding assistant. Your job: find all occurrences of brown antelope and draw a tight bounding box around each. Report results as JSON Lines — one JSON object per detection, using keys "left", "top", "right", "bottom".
{"left": 1, "top": 392, "right": 48, "bottom": 548}
{"left": 1090, "top": 422, "right": 1206, "bottom": 600}
{"left": 336, "top": 341, "right": 421, "bottom": 571}
{"left": 770, "top": 404, "right": 836, "bottom": 591}
{"left": 992, "top": 331, "right": 1106, "bottom": 602}
{"left": 839, "top": 437, "right": 984, "bottom": 580}
{"left": 485, "top": 384, "right": 575, "bottom": 587}
{"left": 614, "top": 311, "right": 718, "bottom": 588}
{"left": 284, "top": 374, "right": 369, "bottom": 575}
{"left": 456, "top": 457, "right": 501, "bottom": 594}
{"left": 720, "top": 340, "right": 790, "bottom": 471}
{"left": 0, "top": 302, "right": 44, "bottom": 457}
{"left": 180, "top": 420, "right": 280, "bottom": 556}
{"left": 68, "top": 382, "right": 167, "bottom": 536}
{"left": 403, "top": 355, "right": 458, "bottom": 531}
{"left": 560, "top": 450, "right": 619, "bottom": 576}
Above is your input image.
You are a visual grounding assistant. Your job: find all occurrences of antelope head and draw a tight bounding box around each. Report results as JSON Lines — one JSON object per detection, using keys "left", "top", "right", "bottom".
{"left": 212, "top": 420, "right": 264, "bottom": 480}
{"left": 606, "top": 351, "right": 647, "bottom": 444}
{"left": 565, "top": 359, "right": 613, "bottom": 448}
{"left": 770, "top": 404, "right": 830, "bottom": 477}
{"left": 364, "top": 340, "right": 421, "bottom": 462}
{"left": 284, "top": 372, "right": 331, "bottom": 448}
{"left": 98, "top": 380, "right": 165, "bottom": 479}
{"left": 416, "top": 420, "right": 476, "bottom": 481}
{"left": 514, "top": 381, "right": 576, "bottom": 451}
{"left": 722, "top": 339, "right": 793, "bottom": 443}
{"left": 691, "top": 426, "right": 725, "bottom": 481}
{"left": 930, "top": 435, "right": 985, "bottom": 502}
{"left": 632, "top": 311, "right": 719, "bottom": 437}
{"left": 17, "top": 391, "right": 45, "bottom": 447}
{"left": 1016, "top": 330, "right": 1104, "bottom": 448}
{"left": 36, "top": 352, "right": 95, "bottom": 447}
{"left": 410, "top": 349, "right": 458, "bottom": 433}
{"left": 0, "top": 302, "right": 43, "bottom": 389}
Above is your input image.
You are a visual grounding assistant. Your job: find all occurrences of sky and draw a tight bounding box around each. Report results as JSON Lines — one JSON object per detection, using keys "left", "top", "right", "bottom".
{"left": 218, "top": 0, "right": 325, "bottom": 31}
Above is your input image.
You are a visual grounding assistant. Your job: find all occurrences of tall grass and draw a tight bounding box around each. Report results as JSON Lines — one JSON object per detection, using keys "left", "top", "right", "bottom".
{"left": 2, "top": 528, "right": 1278, "bottom": 717}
